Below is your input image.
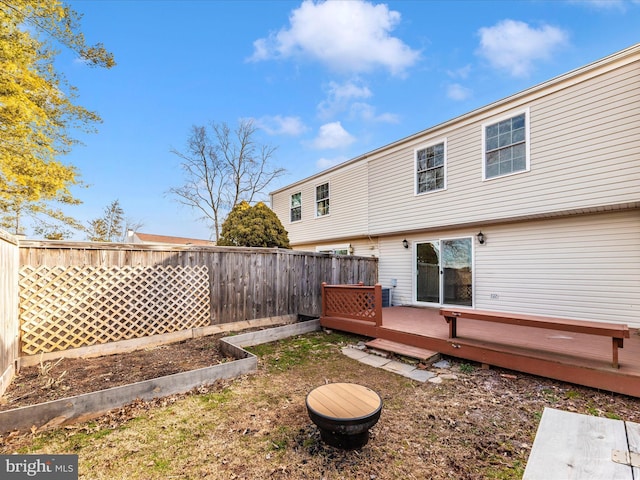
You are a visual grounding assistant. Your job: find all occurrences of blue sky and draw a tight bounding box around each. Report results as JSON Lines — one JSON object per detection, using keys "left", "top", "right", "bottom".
{"left": 53, "top": 0, "right": 640, "bottom": 241}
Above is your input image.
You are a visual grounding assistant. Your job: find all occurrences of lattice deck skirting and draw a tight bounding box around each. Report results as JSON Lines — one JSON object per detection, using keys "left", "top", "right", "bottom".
{"left": 19, "top": 265, "right": 210, "bottom": 355}
{"left": 325, "top": 290, "right": 377, "bottom": 321}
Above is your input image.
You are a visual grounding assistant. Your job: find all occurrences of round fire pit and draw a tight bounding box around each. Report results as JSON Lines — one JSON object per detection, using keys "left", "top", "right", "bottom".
{"left": 306, "top": 383, "right": 382, "bottom": 449}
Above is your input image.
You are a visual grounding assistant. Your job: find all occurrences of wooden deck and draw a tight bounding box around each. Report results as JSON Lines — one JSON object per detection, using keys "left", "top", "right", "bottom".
{"left": 321, "top": 306, "right": 640, "bottom": 398}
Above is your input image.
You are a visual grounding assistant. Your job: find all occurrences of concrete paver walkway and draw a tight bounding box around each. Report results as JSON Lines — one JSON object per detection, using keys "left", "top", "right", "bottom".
{"left": 341, "top": 346, "right": 438, "bottom": 383}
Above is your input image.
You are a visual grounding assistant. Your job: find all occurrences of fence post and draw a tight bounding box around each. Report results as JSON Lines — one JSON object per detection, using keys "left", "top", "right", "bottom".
{"left": 0, "top": 230, "right": 19, "bottom": 397}
{"left": 321, "top": 282, "right": 327, "bottom": 318}
{"left": 374, "top": 283, "right": 382, "bottom": 327}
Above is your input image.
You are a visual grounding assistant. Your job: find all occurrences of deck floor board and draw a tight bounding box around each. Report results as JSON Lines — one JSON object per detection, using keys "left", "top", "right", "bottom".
{"left": 321, "top": 306, "right": 640, "bottom": 397}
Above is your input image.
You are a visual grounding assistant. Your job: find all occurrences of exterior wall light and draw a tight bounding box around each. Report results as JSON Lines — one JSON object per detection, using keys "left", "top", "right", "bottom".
{"left": 402, "top": 239, "right": 409, "bottom": 249}
{"left": 477, "top": 231, "right": 485, "bottom": 245}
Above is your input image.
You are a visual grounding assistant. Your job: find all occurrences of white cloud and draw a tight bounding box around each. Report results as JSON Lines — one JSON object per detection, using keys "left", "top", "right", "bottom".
{"left": 318, "top": 80, "right": 372, "bottom": 118}
{"left": 350, "top": 102, "right": 400, "bottom": 123}
{"left": 253, "top": 115, "right": 308, "bottom": 136}
{"left": 249, "top": 0, "right": 421, "bottom": 76}
{"left": 316, "top": 156, "right": 347, "bottom": 169}
{"left": 328, "top": 80, "right": 373, "bottom": 102}
{"left": 317, "top": 80, "right": 398, "bottom": 123}
{"left": 447, "top": 83, "right": 472, "bottom": 101}
{"left": 447, "top": 64, "right": 472, "bottom": 80}
{"left": 477, "top": 20, "right": 569, "bottom": 77}
{"left": 311, "top": 122, "right": 356, "bottom": 149}
{"left": 570, "top": 0, "right": 627, "bottom": 10}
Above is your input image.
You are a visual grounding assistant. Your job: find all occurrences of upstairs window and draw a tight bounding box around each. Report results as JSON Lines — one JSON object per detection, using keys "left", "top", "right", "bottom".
{"left": 416, "top": 141, "right": 446, "bottom": 194}
{"left": 483, "top": 110, "right": 529, "bottom": 179}
{"left": 316, "top": 183, "right": 329, "bottom": 217}
{"left": 290, "top": 192, "right": 301, "bottom": 222}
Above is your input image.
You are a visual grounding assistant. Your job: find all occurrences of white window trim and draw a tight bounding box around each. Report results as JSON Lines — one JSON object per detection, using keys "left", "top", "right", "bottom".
{"left": 290, "top": 192, "right": 302, "bottom": 223}
{"left": 481, "top": 107, "right": 531, "bottom": 181}
{"left": 316, "top": 243, "right": 352, "bottom": 255}
{"left": 315, "top": 182, "right": 330, "bottom": 218}
{"left": 414, "top": 138, "right": 448, "bottom": 196}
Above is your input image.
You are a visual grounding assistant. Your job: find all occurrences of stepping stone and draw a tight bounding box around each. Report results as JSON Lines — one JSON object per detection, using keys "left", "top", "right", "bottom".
{"left": 358, "top": 354, "right": 391, "bottom": 368}
{"left": 341, "top": 346, "right": 370, "bottom": 360}
{"left": 433, "top": 360, "right": 451, "bottom": 369}
{"left": 405, "top": 369, "right": 436, "bottom": 383}
{"left": 381, "top": 360, "right": 415, "bottom": 375}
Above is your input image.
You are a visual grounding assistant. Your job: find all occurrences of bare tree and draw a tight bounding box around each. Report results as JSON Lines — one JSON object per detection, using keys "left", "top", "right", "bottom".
{"left": 122, "top": 218, "right": 145, "bottom": 242}
{"left": 86, "top": 199, "right": 124, "bottom": 242}
{"left": 169, "top": 119, "right": 285, "bottom": 240}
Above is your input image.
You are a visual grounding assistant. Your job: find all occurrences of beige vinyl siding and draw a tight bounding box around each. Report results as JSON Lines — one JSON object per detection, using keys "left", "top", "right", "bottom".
{"left": 378, "top": 211, "right": 639, "bottom": 325}
{"left": 474, "top": 211, "right": 639, "bottom": 326}
{"left": 292, "top": 237, "right": 379, "bottom": 258}
{"left": 377, "top": 236, "right": 416, "bottom": 304}
{"left": 367, "top": 59, "right": 640, "bottom": 235}
{"left": 271, "top": 162, "right": 369, "bottom": 245}
{"left": 271, "top": 188, "right": 300, "bottom": 228}
{"left": 348, "top": 237, "right": 379, "bottom": 258}
{"left": 377, "top": 226, "right": 478, "bottom": 307}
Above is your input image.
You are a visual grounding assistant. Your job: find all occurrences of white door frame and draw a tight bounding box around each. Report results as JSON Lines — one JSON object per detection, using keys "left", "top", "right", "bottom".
{"left": 412, "top": 236, "right": 474, "bottom": 307}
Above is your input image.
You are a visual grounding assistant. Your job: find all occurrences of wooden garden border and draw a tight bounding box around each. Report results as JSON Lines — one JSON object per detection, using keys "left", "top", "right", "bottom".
{"left": 0, "top": 318, "right": 321, "bottom": 434}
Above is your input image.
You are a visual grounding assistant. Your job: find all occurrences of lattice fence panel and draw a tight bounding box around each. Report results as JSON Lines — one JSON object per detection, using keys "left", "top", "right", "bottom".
{"left": 325, "top": 289, "right": 376, "bottom": 321}
{"left": 19, "top": 265, "right": 210, "bottom": 355}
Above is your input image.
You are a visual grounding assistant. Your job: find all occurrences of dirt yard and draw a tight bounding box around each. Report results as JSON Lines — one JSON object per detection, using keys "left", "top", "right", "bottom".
{"left": 2, "top": 329, "right": 640, "bottom": 479}
{"left": 0, "top": 334, "right": 235, "bottom": 411}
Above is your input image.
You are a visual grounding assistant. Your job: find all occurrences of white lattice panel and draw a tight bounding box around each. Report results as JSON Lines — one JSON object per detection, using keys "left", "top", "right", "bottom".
{"left": 19, "top": 265, "right": 210, "bottom": 355}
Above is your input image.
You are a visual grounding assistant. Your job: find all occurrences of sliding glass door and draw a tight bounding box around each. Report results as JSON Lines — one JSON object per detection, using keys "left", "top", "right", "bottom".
{"left": 416, "top": 242, "right": 440, "bottom": 303}
{"left": 415, "top": 237, "right": 472, "bottom": 306}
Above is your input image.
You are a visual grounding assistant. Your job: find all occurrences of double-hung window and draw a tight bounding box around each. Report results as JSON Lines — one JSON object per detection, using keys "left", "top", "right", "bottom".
{"left": 416, "top": 141, "right": 446, "bottom": 194}
{"left": 316, "top": 183, "right": 329, "bottom": 217}
{"left": 483, "top": 110, "right": 530, "bottom": 179}
{"left": 290, "top": 192, "right": 301, "bottom": 222}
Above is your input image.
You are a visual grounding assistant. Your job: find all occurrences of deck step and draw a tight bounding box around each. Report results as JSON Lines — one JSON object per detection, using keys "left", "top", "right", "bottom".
{"left": 365, "top": 339, "right": 440, "bottom": 363}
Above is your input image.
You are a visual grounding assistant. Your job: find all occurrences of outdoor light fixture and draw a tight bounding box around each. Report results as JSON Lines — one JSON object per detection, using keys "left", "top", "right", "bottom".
{"left": 477, "top": 231, "right": 485, "bottom": 245}
{"left": 402, "top": 239, "right": 409, "bottom": 249}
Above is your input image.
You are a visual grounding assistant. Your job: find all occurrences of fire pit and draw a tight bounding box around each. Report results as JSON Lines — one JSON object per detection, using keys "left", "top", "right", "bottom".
{"left": 306, "top": 382, "right": 382, "bottom": 449}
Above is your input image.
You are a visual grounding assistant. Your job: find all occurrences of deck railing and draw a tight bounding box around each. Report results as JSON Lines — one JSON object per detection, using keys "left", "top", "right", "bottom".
{"left": 321, "top": 282, "right": 383, "bottom": 327}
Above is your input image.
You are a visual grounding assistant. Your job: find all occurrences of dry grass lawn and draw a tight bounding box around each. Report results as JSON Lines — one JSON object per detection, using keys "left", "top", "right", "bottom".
{"left": 2, "top": 330, "right": 639, "bottom": 479}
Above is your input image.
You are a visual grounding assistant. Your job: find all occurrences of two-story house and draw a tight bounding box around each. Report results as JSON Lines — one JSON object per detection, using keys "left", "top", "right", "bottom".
{"left": 270, "top": 43, "right": 640, "bottom": 327}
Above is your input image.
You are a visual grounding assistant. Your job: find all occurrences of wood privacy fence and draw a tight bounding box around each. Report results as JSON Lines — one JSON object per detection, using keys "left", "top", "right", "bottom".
{"left": 17, "top": 241, "right": 378, "bottom": 356}
{"left": 0, "top": 231, "right": 19, "bottom": 397}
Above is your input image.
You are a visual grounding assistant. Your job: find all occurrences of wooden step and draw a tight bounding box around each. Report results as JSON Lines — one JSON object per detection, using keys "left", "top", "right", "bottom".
{"left": 365, "top": 338, "right": 440, "bottom": 362}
